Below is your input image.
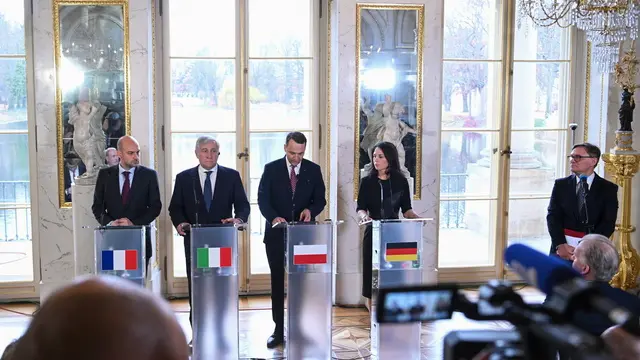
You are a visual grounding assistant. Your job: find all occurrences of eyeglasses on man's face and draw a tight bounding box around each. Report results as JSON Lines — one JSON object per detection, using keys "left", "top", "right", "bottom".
{"left": 567, "top": 155, "right": 596, "bottom": 161}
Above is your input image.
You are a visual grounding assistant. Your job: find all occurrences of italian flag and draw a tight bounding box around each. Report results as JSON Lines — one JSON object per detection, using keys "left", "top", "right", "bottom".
{"left": 197, "top": 247, "right": 232, "bottom": 268}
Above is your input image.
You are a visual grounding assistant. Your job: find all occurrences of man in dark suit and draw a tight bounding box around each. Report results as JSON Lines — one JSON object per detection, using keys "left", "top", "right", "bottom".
{"left": 257, "top": 132, "right": 326, "bottom": 348}
{"left": 91, "top": 135, "right": 162, "bottom": 272}
{"left": 547, "top": 142, "right": 618, "bottom": 262}
{"left": 168, "top": 136, "right": 250, "bottom": 327}
{"left": 63, "top": 152, "right": 86, "bottom": 202}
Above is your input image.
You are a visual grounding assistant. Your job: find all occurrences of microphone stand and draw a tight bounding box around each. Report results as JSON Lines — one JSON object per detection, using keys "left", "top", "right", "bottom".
{"left": 580, "top": 179, "right": 592, "bottom": 234}
{"left": 192, "top": 177, "right": 200, "bottom": 227}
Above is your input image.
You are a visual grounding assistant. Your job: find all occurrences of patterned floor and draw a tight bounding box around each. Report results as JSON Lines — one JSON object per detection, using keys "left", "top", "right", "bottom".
{"left": 0, "top": 291, "right": 543, "bottom": 359}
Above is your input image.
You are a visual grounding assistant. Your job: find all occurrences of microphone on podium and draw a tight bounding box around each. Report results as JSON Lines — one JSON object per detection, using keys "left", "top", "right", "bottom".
{"left": 504, "top": 243, "right": 640, "bottom": 336}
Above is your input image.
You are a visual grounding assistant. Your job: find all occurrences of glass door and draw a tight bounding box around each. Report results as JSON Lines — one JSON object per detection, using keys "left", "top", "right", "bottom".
{"left": 244, "top": 0, "right": 318, "bottom": 292}
{"left": 437, "top": 0, "right": 573, "bottom": 283}
{"left": 164, "top": 0, "right": 320, "bottom": 295}
{"left": 164, "top": 0, "right": 241, "bottom": 294}
{"left": 504, "top": 3, "right": 572, "bottom": 279}
{"left": 0, "top": 0, "right": 39, "bottom": 299}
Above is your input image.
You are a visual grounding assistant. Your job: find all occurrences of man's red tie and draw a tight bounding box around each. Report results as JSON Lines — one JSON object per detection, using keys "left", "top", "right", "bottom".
{"left": 122, "top": 171, "right": 131, "bottom": 204}
{"left": 290, "top": 165, "right": 297, "bottom": 194}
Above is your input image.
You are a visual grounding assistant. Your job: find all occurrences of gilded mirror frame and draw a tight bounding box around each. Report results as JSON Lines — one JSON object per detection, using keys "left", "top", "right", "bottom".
{"left": 354, "top": 3, "right": 424, "bottom": 200}
{"left": 54, "top": 0, "right": 131, "bottom": 208}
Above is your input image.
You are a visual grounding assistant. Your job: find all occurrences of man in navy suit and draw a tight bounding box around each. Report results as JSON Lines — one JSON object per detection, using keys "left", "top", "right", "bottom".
{"left": 168, "top": 136, "right": 250, "bottom": 327}
{"left": 257, "top": 132, "right": 327, "bottom": 348}
{"left": 92, "top": 136, "right": 162, "bottom": 272}
{"left": 547, "top": 143, "right": 618, "bottom": 261}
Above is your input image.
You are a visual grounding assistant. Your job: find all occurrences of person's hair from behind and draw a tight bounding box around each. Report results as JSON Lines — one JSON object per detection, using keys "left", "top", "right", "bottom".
{"left": 577, "top": 234, "right": 619, "bottom": 282}
{"left": 10, "top": 275, "right": 188, "bottom": 360}
{"left": 0, "top": 339, "right": 17, "bottom": 360}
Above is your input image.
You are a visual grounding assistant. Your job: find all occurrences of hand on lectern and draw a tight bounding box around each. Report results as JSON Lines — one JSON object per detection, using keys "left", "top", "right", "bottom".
{"left": 222, "top": 218, "right": 242, "bottom": 224}
{"left": 357, "top": 210, "right": 371, "bottom": 225}
{"left": 299, "top": 209, "right": 311, "bottom": 222}
{"left": 272, "top": 217, "right": 286, "bottom": 226}
{"left": 176, "top": 222, "right": 191, "bottom": 235}
{"left": 111, "top": 218, "right": 133, "bottom": 226}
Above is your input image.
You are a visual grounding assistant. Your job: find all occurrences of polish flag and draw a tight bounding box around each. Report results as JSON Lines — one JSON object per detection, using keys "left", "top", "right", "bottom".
{"left": 293, "top": 244, "right": 328, "bottom": 265}
{"left": 102, "top": 250, "right": 138, "bottom": 271}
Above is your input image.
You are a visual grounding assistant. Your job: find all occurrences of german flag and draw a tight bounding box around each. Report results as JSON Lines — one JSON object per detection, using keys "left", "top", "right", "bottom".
{"left": 385, "top": 242, "right": 418, "bottom": 262}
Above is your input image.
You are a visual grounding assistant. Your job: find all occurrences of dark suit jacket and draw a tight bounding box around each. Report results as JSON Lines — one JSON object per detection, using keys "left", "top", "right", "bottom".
{"left": 546, "top": 173, "right": 618, "bottom": 252}
{"left": 91, "top": 165, "right": 162, "bottom": 254}
{"left": 257, "top": 157, "right": 326, "bottom": 243}
{"left": 168, "top": 165, "right": 250, "bottom": 230}
{"left": 64, "top": 164, "right": 86, "bottom": 202}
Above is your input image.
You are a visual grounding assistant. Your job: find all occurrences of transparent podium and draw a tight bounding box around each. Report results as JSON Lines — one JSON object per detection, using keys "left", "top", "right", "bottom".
{"left": 190, "top": 223, "right": 243, "bottom": 360}
{"left": 367, "top": 219, "right": 429, "bottom": 359}
{"left": 277, "top": 220, "right": 340, "bottom": 360}
{"left": 94, "top": 225, "right": 146, "bottom": 287}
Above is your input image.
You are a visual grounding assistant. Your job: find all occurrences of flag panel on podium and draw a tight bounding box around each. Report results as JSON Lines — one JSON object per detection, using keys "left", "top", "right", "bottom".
{"left": 102, "top": 250, "right": 138, "bottom": 271}
{"left": 197, "top": 247, "right": 232, "bottom": 268}
{"left": 293, "top": 244, "right": 328, "bottom": 265}
{"left": 385, "top": 242, "right": 418, "bottom": 262}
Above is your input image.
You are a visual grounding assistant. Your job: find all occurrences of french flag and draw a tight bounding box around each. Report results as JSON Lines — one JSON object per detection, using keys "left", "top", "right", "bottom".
{"left": 102, "top": 250, "right": 138, "bottom": 271}
{"left": 293, "top": 244, "right": 328, "bottom": 265}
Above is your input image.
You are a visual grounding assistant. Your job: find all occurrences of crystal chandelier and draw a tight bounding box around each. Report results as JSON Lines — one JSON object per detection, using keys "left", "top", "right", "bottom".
{"left": 517, "top": 0, "right": 640, "bottom": 73}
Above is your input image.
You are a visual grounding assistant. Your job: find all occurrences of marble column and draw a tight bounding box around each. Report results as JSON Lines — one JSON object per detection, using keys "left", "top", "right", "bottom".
{"left": 33, "top": 0, "right": 75, "bottom": 302}
{"left": 332, "top": 0, "right": 443, "bottom": 306}
{"left": 33, "top": 0, "right": 160, "bottom": 301}
{"left": 71, "top": 181, "right": 99, "bottom": 276}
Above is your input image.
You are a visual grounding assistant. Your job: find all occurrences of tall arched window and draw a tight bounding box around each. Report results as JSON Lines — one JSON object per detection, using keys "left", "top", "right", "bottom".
{"left": 439, "top": 0, "right": 573, "bottom": 282}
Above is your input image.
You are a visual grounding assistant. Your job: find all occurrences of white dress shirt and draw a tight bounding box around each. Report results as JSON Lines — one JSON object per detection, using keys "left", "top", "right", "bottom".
{"left": 199, "top": 164, "right": 218, "bottom": 197}
{"left": 285, "top": 158, "right": 300, "bottom": 179}
{"left": 575, "top": 172, "right": 595, "bottom": 191}
{"left": 69, "top": 168, "right": 79, "bottom": 185}
{"left": 119, "top": 165, "right": 136, "bottom": 194}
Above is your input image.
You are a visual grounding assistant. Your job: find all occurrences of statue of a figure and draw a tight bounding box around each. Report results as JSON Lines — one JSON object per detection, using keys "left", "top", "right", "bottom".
{"left": 68, "top": 87, "right": 107, "bottom": 179}
{"left": 619, "top": 88, "right": 635, "bottom": 132}
{"left": 360, "top": 96, "right": 416, "bottom": 177}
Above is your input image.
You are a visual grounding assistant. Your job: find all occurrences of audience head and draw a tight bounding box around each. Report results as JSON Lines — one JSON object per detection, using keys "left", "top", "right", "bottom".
{"left": 572, "top": 234, "right": 619, "bottom": 282}
{"left": 116, "top": 136, "right": 140, "bottom": 170}
{"left": 11, "top": 275, "right": 188, "bottom": 360}
{"left": 104, "top": 147, "right": 119, "bottom": 166}
{"left": 284, "top": 132, "right": 307, "bottom": 166}
{"left": 570, "top": 143, "right": 601, "bottom": 175}
{"left": 194, "top": 136, "right": 220, "bottom": 170}
{"left": 369, "top": 141, "right": 401, "bottom": 178}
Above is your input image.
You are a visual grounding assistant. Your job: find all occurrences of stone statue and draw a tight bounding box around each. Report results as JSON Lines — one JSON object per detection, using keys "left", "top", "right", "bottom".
{"left": 68, "top": 87, "right": 107, "bottom": 180}
{"left": 360, "top": 96, "right": 416, "bottom": 177}
{"left": 619, "top": 88, "right": 635, "bottom": 132}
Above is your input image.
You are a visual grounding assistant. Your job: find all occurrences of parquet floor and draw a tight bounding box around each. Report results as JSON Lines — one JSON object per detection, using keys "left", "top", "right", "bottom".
{"left": 0, "top": 289, "right": 545, "bottom": 359}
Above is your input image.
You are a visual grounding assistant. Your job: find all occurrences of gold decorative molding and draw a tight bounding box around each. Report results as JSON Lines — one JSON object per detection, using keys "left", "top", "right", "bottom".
{"left": 326, "top": 0, "right": 332, "bottom": 209}
{"left": 603, "top": 148, "right": 640, "bottom": 290}
{"left": 583, "top": 41, "right": 591, "bottom": 143}
{"left": 54, "top": 0, "right": 131, "bottom": 208}
{"left": 151, "top": 0, "right": 158, "bottom": 270}
{"left": 353, "top": 3, "right": 425, "bottom": 200}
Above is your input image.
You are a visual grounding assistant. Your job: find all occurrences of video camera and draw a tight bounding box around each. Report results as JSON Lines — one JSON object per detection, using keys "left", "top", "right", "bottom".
{"left": 376, "top": 280, "right": 614, "bottom": 360}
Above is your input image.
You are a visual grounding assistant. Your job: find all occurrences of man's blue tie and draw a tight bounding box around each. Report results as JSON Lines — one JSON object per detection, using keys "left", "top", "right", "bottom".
{"left": 204, "top": 171, "right": 212, "bottom": 212}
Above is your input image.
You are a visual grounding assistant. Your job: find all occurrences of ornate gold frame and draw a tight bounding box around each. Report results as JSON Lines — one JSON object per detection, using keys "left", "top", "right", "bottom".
{"left": 54, "top": 0, "right": 131, "bottom": 208}
{"left": 354, "top": 3, "right": 425, "bottom": 200}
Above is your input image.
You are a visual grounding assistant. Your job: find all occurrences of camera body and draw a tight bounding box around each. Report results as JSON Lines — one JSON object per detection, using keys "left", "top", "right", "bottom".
{"left": 376, "top": 280, "right": 612, "bottom": 360}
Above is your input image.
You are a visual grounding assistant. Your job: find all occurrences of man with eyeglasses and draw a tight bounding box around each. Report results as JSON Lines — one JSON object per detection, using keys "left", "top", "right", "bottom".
{"left": 546, "top": 142, "right": 618, "bottom": 262}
